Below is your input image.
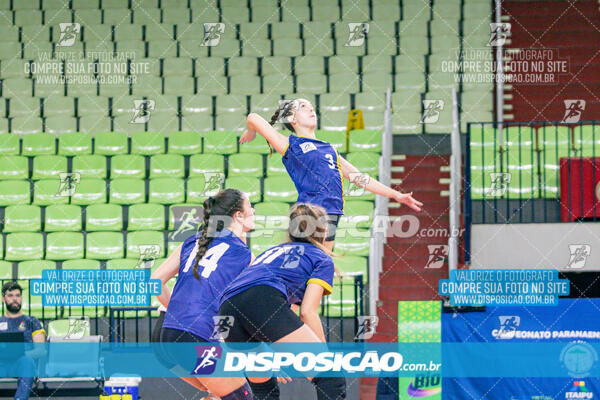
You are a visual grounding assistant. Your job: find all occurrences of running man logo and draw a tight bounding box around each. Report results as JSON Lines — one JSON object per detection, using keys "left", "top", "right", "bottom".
{"left": 56, "top": 23, "right": 80, "bottom": 47}
{"left": 488, "top": 23, "right": 511, "bottom": 46}
{"left": 192, "top": 345, "right": 223, "bottom": 375}
{"left": 169, "top": 206, "right": 203, "bottom": 242}
{"left": 64, "top": 318, "right": 89, "bottom": 340}
{"left": 281, "top": 245, "right": 305, "bottom": 269}
{"left": 486, "top": 172, "right": 511, "bottom": 197}
{"left": 209, "top": 316, "right": 235, "bottom": 340}
{"left": 425, "top": 245, "right": 448, "bottom": 269}
{"left": 566, "top": 244, "right": 591, "bottom": 270}
{"left": 346, "top": 23, "right": 369, "bottom": 46}
{"left": 57, "top": 172, "right": 81, "bottom": 197}
{"left": 493, "top": 316, "right": 520, "bottom": 339}
{"left": 562, "top": 100, "right": 586, "bottom": 123}
{"left": 201, "top": 23, "right": 225, "bottom": 46}
{"left": 203, "top": 172, "right": 226, "bottom": 196}
{"left": 421, "top": 100, "right": 444, "bottom": 124}
{"left": 136, "top": 245, "right": 161, "bottom": 268}
{"left": 348, "top": 172, "right": 370, "bottom": 196}
{"left": 131, "top": 100, "right": 155, "bottom": 124}
{"left": 355, "top": 316, "right": 379, "bottom": 340}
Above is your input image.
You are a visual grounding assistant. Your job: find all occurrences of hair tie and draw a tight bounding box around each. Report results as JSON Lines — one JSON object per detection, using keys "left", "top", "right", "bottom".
{"left": 207, "top": 196, "right": 216, "bottom": 208}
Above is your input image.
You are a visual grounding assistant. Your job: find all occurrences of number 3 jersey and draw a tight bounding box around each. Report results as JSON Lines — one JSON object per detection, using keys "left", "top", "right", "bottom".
{"left": 220, "top": 242, "right": 335, "bottom": 306}
{"left": 282, "top": 135, "right": 345, "bottom": 215}
{"left": 163, "top": 229, "right": 252, "bottom": 340}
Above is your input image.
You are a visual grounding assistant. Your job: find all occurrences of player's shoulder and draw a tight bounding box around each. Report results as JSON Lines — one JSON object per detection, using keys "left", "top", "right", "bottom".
{"left": 23, "top": 314, "right": 41, "bottom": 326}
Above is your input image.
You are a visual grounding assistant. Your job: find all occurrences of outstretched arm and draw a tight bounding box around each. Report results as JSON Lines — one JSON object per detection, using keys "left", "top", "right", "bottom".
{"left": 239, "top": 113, "right": 290, "bottom": 155}
{"left": 339, "top": 156, "right": 423, "bottom": 212}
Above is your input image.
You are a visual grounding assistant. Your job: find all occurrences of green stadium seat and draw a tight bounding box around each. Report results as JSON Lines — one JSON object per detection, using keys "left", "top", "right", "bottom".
{"left": 34, "top": 179, "right": 66, "bottom": 205}
{"left": 181, "top": 114, "right": 213, "bottom": 132}
{"left": 21, "top": 133, "right": 54, "bottom": 156}
{"left": 263, "top": 175, "right": 296, "bottom": 202}
{"left": 238, "top": 22, "right": 270, "bottom": 41}
{"left": 0, "top": 134, "right": 19, "bottom": 155}
{"left": 0, "top": 262, "right": 11, "bottom": 280}
{"left": 0, "top": 156, "right": 28, "bottom": 180}
{"left": 334, "top": 229, "right": 370, "bottom": 256}
{"left": 110, "top": 95, "right": 137, "bottom": 116}
{"left": 126, "top": 230, "right": 165, "bottom": 259}
{"left": 539, "top": 126, "right": 571, "bottom": 198}
{"left": 86, "top": 232, "right": 124, "bottom": 260}
{"left": 7, "top": 98, "right": 39, "bottom": 119}
{"left": 266, "top": 153, "right": 287, "bottom": 176}
{"left": 215, "top": 95, "right": 247, "bottom": 115}
{"left": 160, "top": 58, "right": 191, "bottom": 78}
{"left": 79, "top": 116, "right": 111, "bottom": 134}
{"left": 18, "top": 261, "right": 54, "bottom": 282}
{"left": 261, "top": 56, "right": 292, "bottom": 76}
{"left": 249, "top": 229, "right": 288, "bottom": 255}
{"left": 180, "top": 95, "right": 212, "bottom": 115}
{"left": 189, "top": 154, "right": 225, "bottom": 176}
{"left": 86, "top": 203, "right": 123, "bottom": 231}
{"left": 31, "top": 155, "right": 67, "bottom": 180}
{"left": 46, "top": 318, "right": 91, "bottom": 339}
{"left": 348, "top": 129, "right": 382, "bottom": 152}
{"left": 215, "top": 114, "right": 246, "bottom": 132}
{"left": 0, "top": 26, "right": 19, "bottom": 43}
{"left": 339, "top": 200, "right": 374, "bottom": 229}
{"left": 128, "top": 203, "right": 165, "bottom": 231}
{"left": 324, "top": 279, "right": 359, "bottom": 318}
{"left": 346, "top": 152, "right": 379, "bottom": 176}
{"left": 45, "top": 204, "right": 82, "bottom": 232}
{"left": 113, "top": 24, "right": 142, "bottom": 41}
{"left": 162, "top": 8, "right": 189, "bottom": 24}
{"left": 262, "top": 73, "right": 293, "bottom": 94}
{"left": 147, "top": 114, "right": 180, "bottom": 134}
{"left": 95, "top": 132, "right": 128, "bottom": 155}
{"left": 149, "top": 178, "right": 184, "bottom": 204}
{"left": 2, "top": 78, "right": 32, "bottom": 98}
{"left": 112, "top": 116, "right": 145, "bottom": 136}
{"left": 329, "top": 72, "right": 359, "bottom": 93}
{"left": 165, "top": 131, "right": 201, "bottom": 155}
{"left": 320, "top": 110, "right": 349, "bottom": 131}
{"left": 70, "top": 178, "right": 106, "bottom": 205}
{"left": 254, "top": 201, "right": 290, "bottom": 231}
{"left": 316, "top": 130, "right": 346, "bottom": 152}
{"left": 46, "top": 232, "right": 84, "bottom": 261}
{"left": 0, "top": 181, "right": 29, "bottom": 206}
{"left": 251, "top": 5, "right": 279, "bottom": 22}
{"left": 67, "top": 79, "right": 99, "bottom": 97}
{"left": 72, "top": 155, "right": 107, "bottom": 179}
{"left": 42, "top": 97, "right": 74, "bottom": 117}
{"left": 104, "top": 8, "right": 132, "bottom": 25}
{"left": 106, "top": 258, "right": 140, "bottom": 269}
{"left": 109, "top": 178, "right": 145, "bottom": 205}
{"left": 225, "top": 176, "right": 261, "bottom": 203}
{"left": 187, "top": 174, "right": 224, "bottom": 203}
{"left": 0, "top": 118, "right": 7, "bottom": 134}
{"left": 62, "top": 259, "right": 100, "bottom": 269}
{"left": 241, "top": 39, "right": 273, "bottom": 58}
{"left": 110, "top": 155, "right": 146, "bottom": 179}
{"left": 296, "top": 73, "right": 327, "bottom": 94}
{"left": 469, "top": 148, "right": 500, "bottom": 200}
{"left": 503, "top": 147, "right": 539, "bottom": 199}
{"left": 163, "top": 76, "right": 194, "bottom": 95}
{"left": 291, "top": 55, "right": 322, "bottom": 75}
{"left": 131, "top": 131, "right": 165, "bottom": 155}
{"left": 319, "top": 93, "right": 350, "bottom": 113}
{"left": 150, "top": 154, "right": 184, "bottom": 178}
{"left": 179, "top": 39, "right": 209, "bottom": 58}
{"left": 203, "top": 131, "right": 238, "bottom": 154}
{"left": 58, "top": 132, "right": 92, "bottom": 156}
{"left": 228, "top": 153, "right": 263, "bottom": 177}
{"left": 227, "top": 57, "right": 258, "bottom": 76}
{"left": 4, "top": 205, "right": 41, "bottom": 233}
{"left": 5, "top": 233, "right": 43, "bottom": 261}
{"left": 574, "top": 124, "right": 600, "bottom": 156}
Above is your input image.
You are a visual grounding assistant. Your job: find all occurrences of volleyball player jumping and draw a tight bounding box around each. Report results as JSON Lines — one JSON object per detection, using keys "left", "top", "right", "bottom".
{"left": 219, "top": 203, "right": 346, "bottom": 400}
{"left": 239, "top": 99, "right": 423, "bottom": 250}
{"left": 151, "top": 189, "right": 256, "bottom": 400}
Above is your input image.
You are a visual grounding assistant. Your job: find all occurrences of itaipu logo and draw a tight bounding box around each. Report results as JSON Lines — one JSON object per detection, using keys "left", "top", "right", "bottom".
{"left": 192, "top": 345, "right": 222, "bottom": 375}
{"left": 407, "top": 375, "right": 441, "bottom": 398}
{"left": 565, "top": 380, "right": 594, "bottom": 399}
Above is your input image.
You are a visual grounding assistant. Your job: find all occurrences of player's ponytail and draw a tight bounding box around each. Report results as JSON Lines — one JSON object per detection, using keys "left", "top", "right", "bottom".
{"left": 267, "top": 100, "right": 297, "bottom": 156}
{"left": 192, "top": 189, "right": 246, "bottom": 281}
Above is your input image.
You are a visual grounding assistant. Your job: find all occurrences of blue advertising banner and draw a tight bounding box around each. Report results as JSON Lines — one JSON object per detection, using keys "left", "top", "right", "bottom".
{"left": 442, "top": 298, "right": 600, "bottom": 399}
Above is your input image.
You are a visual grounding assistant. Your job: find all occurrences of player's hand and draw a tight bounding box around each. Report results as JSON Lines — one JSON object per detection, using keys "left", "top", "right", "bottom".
{"left": 394, "top": 191, "right": 423, "bottom": 212}
{"left": 240, "top": 129, "right": 257, "bottom": 143}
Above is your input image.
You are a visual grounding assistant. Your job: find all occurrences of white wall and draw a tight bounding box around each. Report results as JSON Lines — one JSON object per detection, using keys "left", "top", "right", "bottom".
{"left": 471, "top": 223, "right": 600, "bottom": 271}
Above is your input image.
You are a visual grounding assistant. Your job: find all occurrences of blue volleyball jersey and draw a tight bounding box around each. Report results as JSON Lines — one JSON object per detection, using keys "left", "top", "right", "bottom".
{"left": 221, "top": 242, "right": 335, "bottom": 306}
{"left": 282, "top": 135, "right": 345, "bottom": 215}
{"left": 163, "top": 229, "right": 252, "bottom": 340}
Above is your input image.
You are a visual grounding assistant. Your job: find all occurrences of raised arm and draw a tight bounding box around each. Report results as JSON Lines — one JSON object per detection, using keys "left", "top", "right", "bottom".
{"left": 239, "top": 113, "right": 290, "bottom": 155}
{"left": 150, "top": 244, "right": 182, "bottom": 309}
{"left": 299, "top": 283, "right": 326, "bottom": 342}
{"left": 339, "top": 156, "right": 423, "bottom": 212}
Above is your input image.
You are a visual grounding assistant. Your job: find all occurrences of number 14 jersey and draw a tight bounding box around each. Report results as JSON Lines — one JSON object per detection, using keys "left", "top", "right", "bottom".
{"left": 163, "top": 229, "right": 252, "bottom": 340}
